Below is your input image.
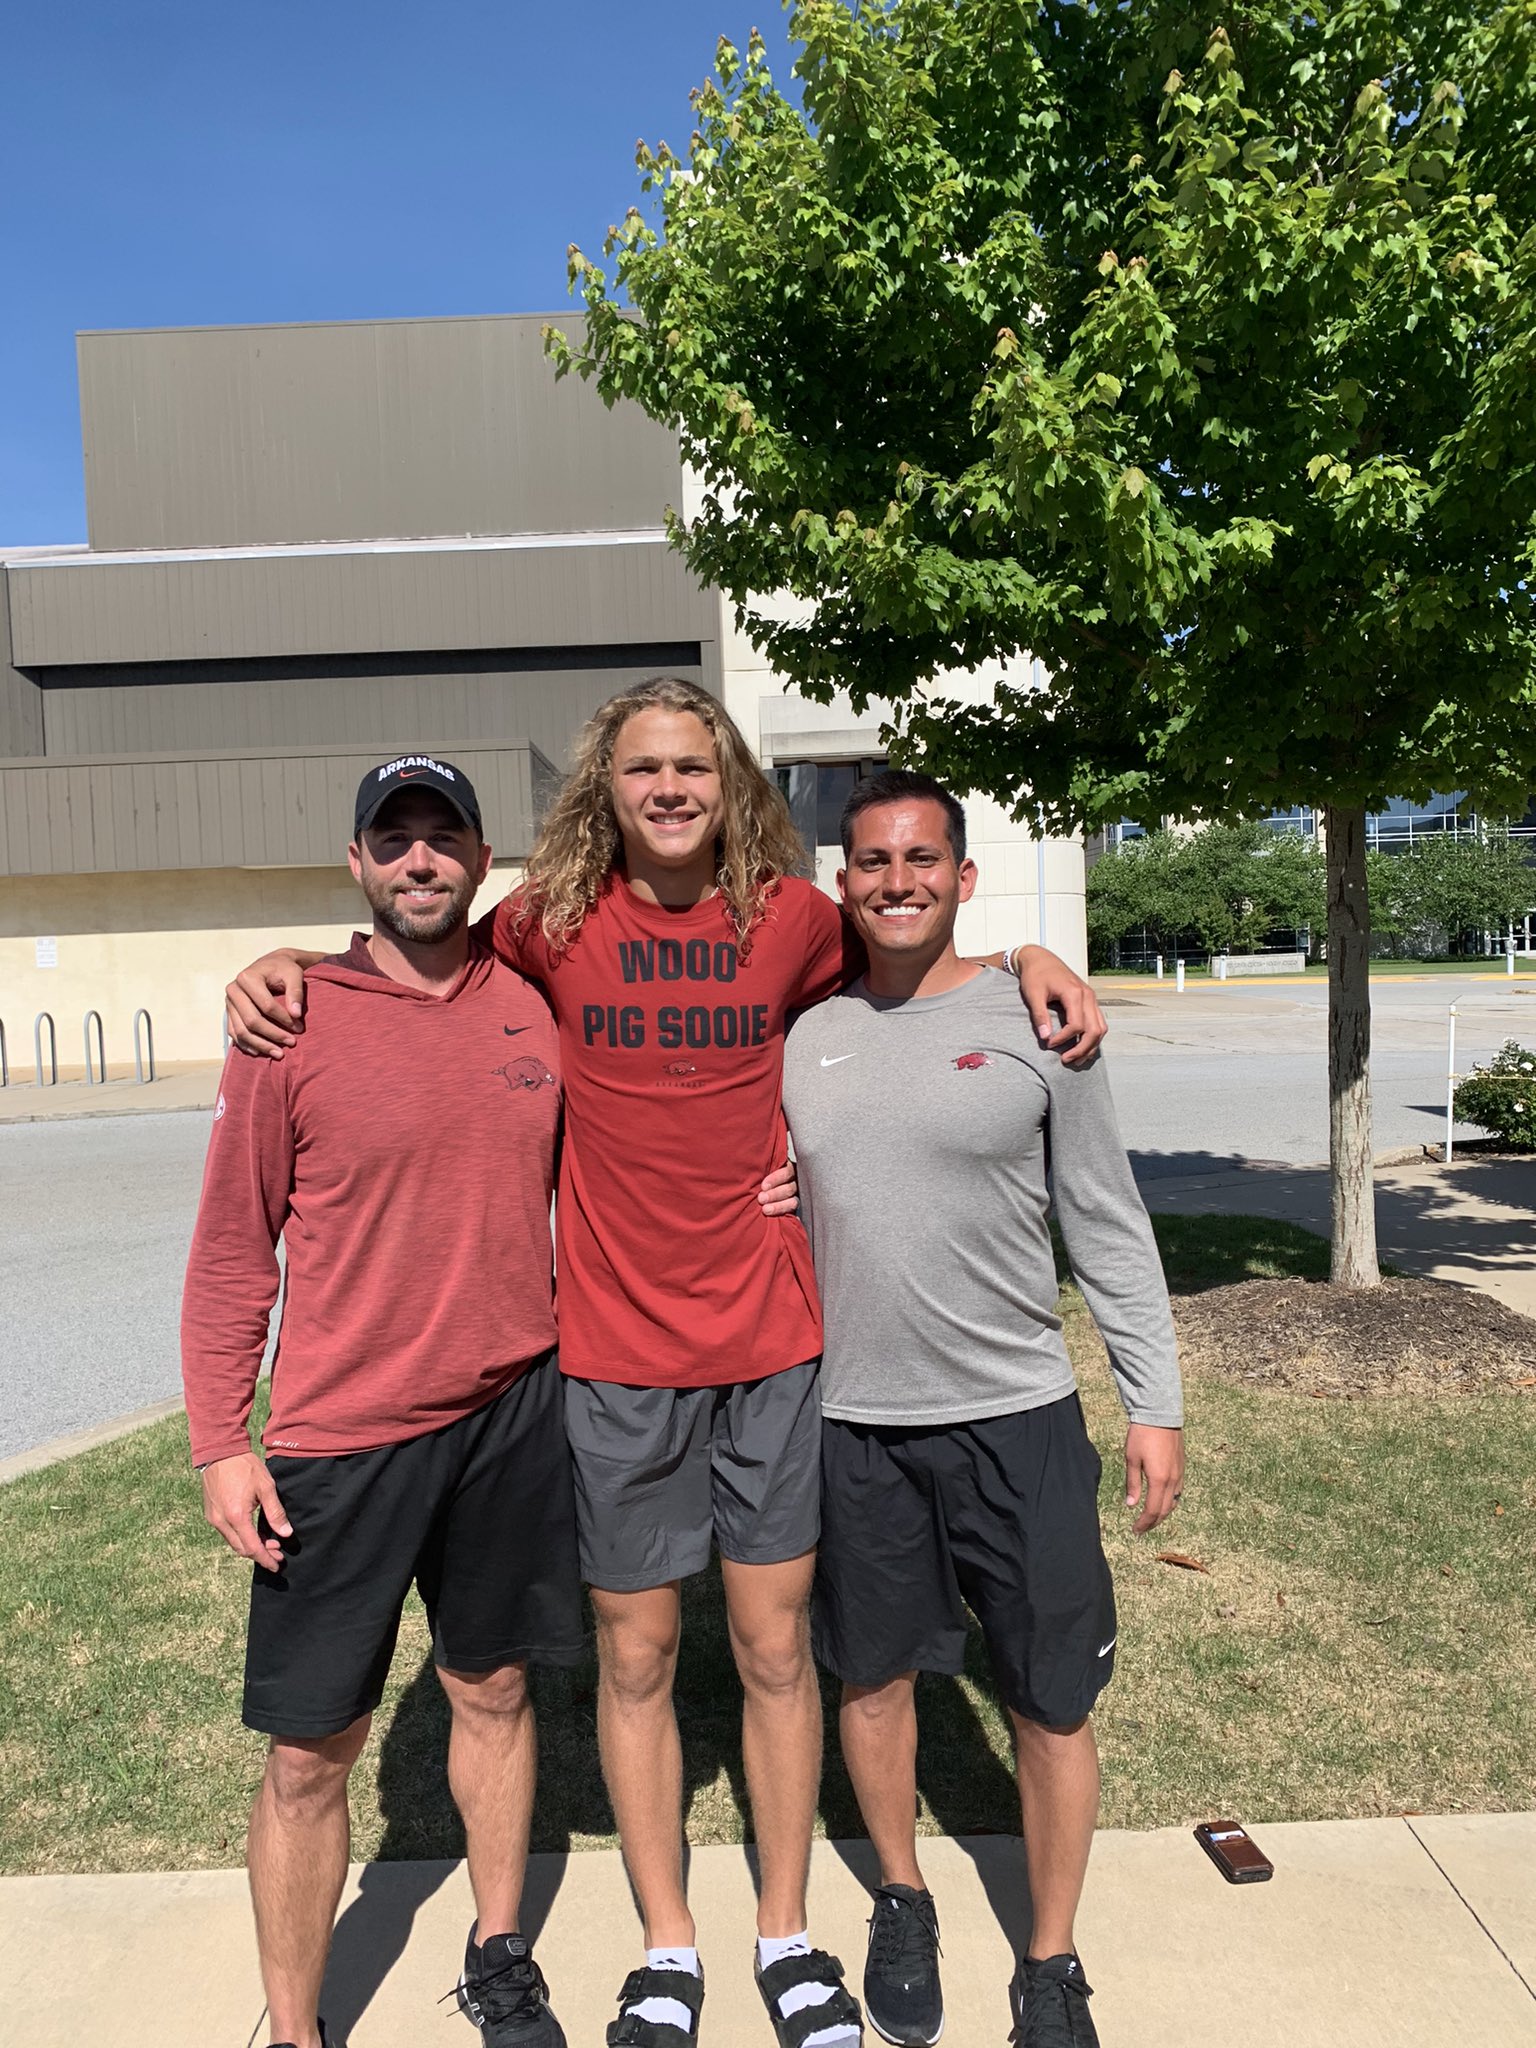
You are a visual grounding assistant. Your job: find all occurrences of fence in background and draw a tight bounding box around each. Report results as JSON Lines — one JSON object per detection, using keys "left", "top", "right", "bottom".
{"left": 133, "top": 1009, "right": 157, "bottom": 1084}
{"left": 0, "top": 1010, "right": 157, "bottom": 1090}
{"left": 32, "top": 1013, "right": 57, "bottom": 1088}
{"left": 82, "top": 1010, "right": 106, "bottom": 1086}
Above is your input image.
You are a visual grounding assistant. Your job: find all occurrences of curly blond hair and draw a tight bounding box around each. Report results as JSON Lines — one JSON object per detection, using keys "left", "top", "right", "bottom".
{"left": 515, "top": 677, "right": 810, "bottom": 954}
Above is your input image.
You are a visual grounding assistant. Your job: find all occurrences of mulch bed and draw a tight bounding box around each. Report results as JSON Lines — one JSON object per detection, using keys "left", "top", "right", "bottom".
{"left": 1172, "top": 1276, "right": 1536, "bottom": 1397}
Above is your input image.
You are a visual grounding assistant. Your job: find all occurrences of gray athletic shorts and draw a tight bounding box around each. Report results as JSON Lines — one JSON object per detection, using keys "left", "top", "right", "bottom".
{"left": 563, "top": 1359, "right": 822, "bottom": 1591}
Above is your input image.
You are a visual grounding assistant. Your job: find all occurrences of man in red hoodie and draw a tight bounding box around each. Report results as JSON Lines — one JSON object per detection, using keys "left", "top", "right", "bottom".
{"left": 182, "top": 759, "right": 583, "bottom": 2048}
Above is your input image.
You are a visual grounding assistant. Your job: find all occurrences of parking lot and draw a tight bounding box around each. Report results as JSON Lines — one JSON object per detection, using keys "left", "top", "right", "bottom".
{"left": 1104, "top": 974, "right": 1536, "bottom": 1174}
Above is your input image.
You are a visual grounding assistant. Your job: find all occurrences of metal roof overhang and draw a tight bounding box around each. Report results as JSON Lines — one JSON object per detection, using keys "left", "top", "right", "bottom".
{"left": 0, "top": 740, "right": 559, "bottom": 878}
{"left": 6, "top": 531, "right": 717, "bottom": 670}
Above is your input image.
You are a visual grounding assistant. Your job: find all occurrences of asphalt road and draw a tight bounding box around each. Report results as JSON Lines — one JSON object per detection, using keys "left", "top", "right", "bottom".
{"left": 1, "top": 1111, "right": 212, "bottom": 1461}
{"left": 1104, "top": 976, "right": 1536, "bottom": 1177}
{"left": 4, "top": 975, "right": 1532, "bottom": 1458}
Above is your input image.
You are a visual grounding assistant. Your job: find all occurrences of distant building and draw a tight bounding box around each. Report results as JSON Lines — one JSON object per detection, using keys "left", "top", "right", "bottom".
{"left": 1086, "top": 796, "right": 1536, "bottom": 965}
{"left": 0, "top": 314, "right": 1084, "bottom": 1066}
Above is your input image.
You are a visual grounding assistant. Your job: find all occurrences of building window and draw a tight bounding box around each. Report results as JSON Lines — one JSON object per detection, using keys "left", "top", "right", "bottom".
{"left": 774, "top": 757, "right": 889, "bottom": 856}
{"left": 1366, "top": 793, "right": 1472, "bottom": 851}
{"left": 1264, "top": 805, "right": 1316, "bottom": 836}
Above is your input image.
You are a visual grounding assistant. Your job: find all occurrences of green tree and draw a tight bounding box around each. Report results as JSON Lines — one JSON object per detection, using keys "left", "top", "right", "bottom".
{"left": 1087, "top": 821, "right": 1325, "bottom": 960}
{"left": 1365, "top": 847, "right": 1410, "bottom": 949}
{"left": 554, "top": 1, "right": 1536, "bottom": 1285}
{"left": 1183, "top": 822, "right": 1325, "bottom": 950}
{"left": 1381, "top": 829, "right": 1536, "bottom": 950}
{"left": 1085, "top": 831, "right": 1201, "bottom": 959}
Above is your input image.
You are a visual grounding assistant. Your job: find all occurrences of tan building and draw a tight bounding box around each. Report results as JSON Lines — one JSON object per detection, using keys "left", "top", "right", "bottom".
{"left": 0, "top": 314, "right": 1085, "bottom": 1074}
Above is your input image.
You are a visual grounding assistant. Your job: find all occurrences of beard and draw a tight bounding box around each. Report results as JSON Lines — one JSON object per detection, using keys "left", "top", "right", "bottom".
{"left": 360, "top": 870, "right": 479, "bottom": 946}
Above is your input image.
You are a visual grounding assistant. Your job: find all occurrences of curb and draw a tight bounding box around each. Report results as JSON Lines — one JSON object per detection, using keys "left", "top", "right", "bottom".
{"left": 0, "top": 1099, "right": 216, "bottom": 1127}
{"left": 1134, "top": 1145, "right": 1440, "bottom": 1187}
{"left": 1095, "top": 973, "right": 1536, "bottom": 989}
{"left": 0, "top": 1398, "right": 187, "bottom": 1486}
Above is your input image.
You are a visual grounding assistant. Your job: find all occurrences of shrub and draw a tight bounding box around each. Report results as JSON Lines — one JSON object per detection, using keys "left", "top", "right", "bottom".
{"left": 1453, "top": 1042, "right": 1536, "bottom": 1149}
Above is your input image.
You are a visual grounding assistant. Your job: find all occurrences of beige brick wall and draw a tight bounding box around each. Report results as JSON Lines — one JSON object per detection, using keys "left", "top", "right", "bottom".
{"left": 0, "top": 863, "right": 519, "bottom": 1070}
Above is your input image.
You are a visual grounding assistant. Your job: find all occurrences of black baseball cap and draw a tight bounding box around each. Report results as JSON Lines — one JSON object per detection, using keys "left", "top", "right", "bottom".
{"left": 354, "top": 754, "right": 483, "bottom": 838}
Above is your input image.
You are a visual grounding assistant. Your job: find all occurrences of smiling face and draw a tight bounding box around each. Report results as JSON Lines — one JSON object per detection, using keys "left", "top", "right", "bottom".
{"left": 838, "top": 796, "right": 977, "bottom": 969}
{"left": 609, "top": 706, "right": 727, "bottom": 882}
{"left": 348, "top": 789, "right": 491, "bottom": 946}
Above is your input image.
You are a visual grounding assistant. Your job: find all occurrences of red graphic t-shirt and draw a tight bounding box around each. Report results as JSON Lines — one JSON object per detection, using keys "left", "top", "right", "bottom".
{"left": 490, "top": 874, "right": 858, "bottom": 1387}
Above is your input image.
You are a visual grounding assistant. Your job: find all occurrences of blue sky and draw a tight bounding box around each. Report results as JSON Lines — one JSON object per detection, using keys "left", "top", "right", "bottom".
{"left": 1, "top": 2, "right": 798, "bottom": 542}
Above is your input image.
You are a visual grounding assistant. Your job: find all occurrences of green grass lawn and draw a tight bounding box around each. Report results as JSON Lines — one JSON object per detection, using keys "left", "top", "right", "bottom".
{"left": 3, "top": 1214, "right": 1533, "bottom": 1874}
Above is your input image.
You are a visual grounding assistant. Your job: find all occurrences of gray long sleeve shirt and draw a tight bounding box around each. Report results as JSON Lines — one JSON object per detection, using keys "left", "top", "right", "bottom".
{"left": 782, "top": 966, "right": 1183, "bottom": 1429}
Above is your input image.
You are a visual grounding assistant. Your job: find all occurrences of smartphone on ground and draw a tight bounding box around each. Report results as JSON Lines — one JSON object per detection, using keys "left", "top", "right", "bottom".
{"left": 1193, "top": 1821, "right": 1274, "bottom": 1883}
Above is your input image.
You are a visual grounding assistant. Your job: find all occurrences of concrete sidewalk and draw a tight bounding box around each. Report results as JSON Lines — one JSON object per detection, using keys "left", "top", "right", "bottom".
{"left": 1140, "top": 1154, "right": 1536, "bottom": 1320}
{"left": 3, "top": 1821, "right": 1533, "bottom": 2046}
{"left": 0, "top": 1061, "right": 222, "bottom": 1124}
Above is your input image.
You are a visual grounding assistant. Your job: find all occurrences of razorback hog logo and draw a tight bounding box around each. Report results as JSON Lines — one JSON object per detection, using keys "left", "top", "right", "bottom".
{"left": 662, "top": 1060, "right": 697, "bottom": 1078}
{"left": 493, "top": 1055, "right": 557, "bottom": 1093}
{"left": 953, "top": 1051, "right": 993, "bottom": 1071}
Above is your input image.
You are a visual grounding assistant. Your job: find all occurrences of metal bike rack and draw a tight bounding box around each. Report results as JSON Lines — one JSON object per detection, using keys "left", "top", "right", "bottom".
{"left": 83, "top": 1009, "right": 107, "bottom": 1086}
{"left": 133, "top": 1008, "right": 157, "bottom": 1084}
{"left": 33, "top": 1012, "right": 57, "bottom": 1087}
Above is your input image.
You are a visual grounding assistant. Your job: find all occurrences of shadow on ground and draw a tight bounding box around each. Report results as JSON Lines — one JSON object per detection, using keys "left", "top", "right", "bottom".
{"left": 321, "top": 1570, "right": 1037, "bottom": 2031}
{"left": 320, "top": 1572, "right": 755, "bottom": 2031}
{"left": 823, "top": 1631, "right": 1034, "bottom": 1963}
{"left": 1129, "top": 1153, "right": 1536, "bottom": 1301}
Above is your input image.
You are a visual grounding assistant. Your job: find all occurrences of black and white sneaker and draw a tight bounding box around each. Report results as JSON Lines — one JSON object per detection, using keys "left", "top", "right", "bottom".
{"left": 1012, "top": 1954, "right": 1098, "bottom": 2048}
{"left": 458, "top": 1926, "right": 567, "bottom": 2047}
{"left": 863, "top": 1884, "right": 943, "bottom": 2046}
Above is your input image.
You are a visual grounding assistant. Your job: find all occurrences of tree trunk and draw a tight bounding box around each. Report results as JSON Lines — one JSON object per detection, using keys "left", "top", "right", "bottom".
{"left": 1324, "top": 803, "right": 1380, "bottom": 1287}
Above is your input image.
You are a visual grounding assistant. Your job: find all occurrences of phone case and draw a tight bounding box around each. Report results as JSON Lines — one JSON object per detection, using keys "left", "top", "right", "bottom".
{"left": 1194, "top": 1821, "right": 1274, "bottom": 1883}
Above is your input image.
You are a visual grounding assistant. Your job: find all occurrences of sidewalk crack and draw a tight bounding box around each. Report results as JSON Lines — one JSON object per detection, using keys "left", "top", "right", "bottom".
{"left": 1404, "top": 1818, "right": 1536, "bottom": 2003}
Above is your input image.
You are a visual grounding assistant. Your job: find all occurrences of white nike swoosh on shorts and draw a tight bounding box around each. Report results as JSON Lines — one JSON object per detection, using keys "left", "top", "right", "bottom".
{"left": 1098, "top": 1637, "right": 1117, "bottom": 1657}
{"left": 820, "top": 1054, "right": 857, "bottom": 1067}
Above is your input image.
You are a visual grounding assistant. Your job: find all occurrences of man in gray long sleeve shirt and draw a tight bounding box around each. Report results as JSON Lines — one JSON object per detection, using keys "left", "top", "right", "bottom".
{"left": 782, "top": 771, "right": 1185, "bottom": 2048}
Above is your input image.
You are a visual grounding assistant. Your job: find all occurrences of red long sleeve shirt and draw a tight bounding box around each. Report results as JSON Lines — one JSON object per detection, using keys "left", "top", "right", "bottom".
{"left": 180, "top": 936, "right": 561, "bottom": 1466}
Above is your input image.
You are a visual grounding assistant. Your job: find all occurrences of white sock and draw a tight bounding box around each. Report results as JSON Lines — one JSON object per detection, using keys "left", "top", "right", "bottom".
{"left": 757, "top": 1932, "right": 859, "bottom": 2048}
{"left": 632, "top": 1946, "right": 701, "bottom": 2034}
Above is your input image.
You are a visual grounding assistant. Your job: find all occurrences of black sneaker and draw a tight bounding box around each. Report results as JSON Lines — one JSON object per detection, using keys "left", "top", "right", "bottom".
{"left": 1012, "top": 1954, "right": 1098, "bottom": 2048}
{"left": 864, "top": 1883, "right": 943, "bottom": 2046}
{"left": 268, "top": 2026, "right": 343, "bottom": 2048}
{"left": 458, "top": 1927, "right": 567, "bottom": 2047}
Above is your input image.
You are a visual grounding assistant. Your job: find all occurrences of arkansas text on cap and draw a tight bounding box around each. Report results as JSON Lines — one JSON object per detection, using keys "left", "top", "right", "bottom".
{"left": 354, "top": 755, "right": 483, "bottom": 839}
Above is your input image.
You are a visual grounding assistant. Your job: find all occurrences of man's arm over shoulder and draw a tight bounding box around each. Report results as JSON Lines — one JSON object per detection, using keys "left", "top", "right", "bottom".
{"left": 790, "top": 880, "right": 864, "bottom": 1005}
{"left": 180, "top": 1050, "right": 296, "bottom": 1468}
{"left": 1040, "top": 1053, "right": 1184, "bottom": 1430}
{"left": 970, "top": 943, "right": 1107, "bottom": 1067}
{"left": 484, "top": 887, "right": 554, "bottom": 986}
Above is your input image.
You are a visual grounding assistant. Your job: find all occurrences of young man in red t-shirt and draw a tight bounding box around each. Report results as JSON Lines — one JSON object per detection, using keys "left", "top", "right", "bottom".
{"left": 227, "top": 681, "right": 1106, "bottom": 2048}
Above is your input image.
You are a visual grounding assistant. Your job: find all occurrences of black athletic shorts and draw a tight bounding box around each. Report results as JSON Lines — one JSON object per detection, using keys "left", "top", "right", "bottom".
{"left": 812, "top": 1394, "right": 1117, "bottom": 1729}
{"left": 243, "top": 1352, "right": 585, "bottom": 1737}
